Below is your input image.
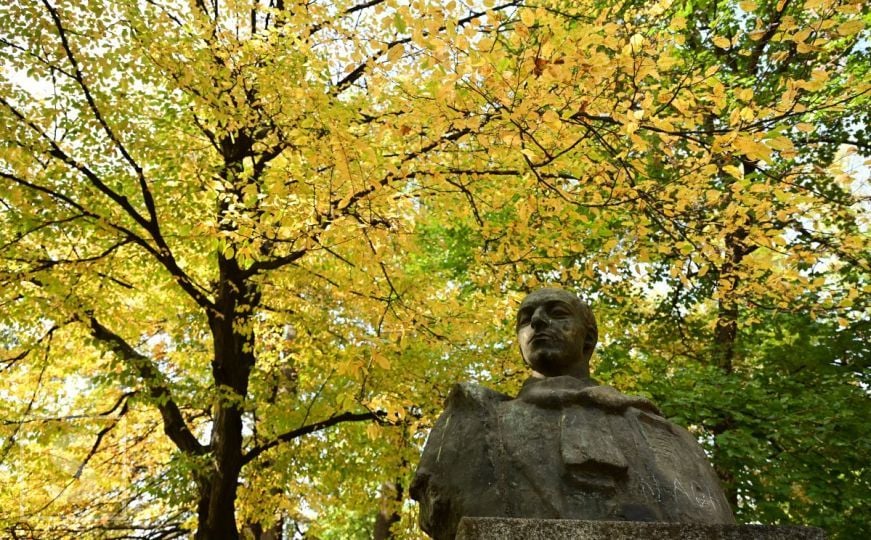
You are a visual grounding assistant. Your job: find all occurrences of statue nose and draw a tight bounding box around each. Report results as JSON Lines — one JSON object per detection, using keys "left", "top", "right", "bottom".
{"left": 530, "top": 308, "right": 548, "bottom": 329}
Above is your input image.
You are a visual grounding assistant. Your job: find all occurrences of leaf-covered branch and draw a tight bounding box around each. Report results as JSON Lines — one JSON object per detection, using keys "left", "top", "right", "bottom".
{"left": 0, "top": 95, "right": 152, "bottom": 232}
{"left": 0, "top": 169, "right": 214, "bottom": 310}
{"left": 41, "top": 0, "right": 160, "bottom": 227}
{"left": 332, "top": 1, "right": 521, "bottom": 94}
{"left": 72, "top": 393, "right": 133, "bottom": 479}
{"left": 241, "top": 410, "right": 384, "bottom": 466}
{"left": 0, "top": 329, "right": 53, "bottom": 464}
{"left": 85, "top": 316, "right": 207, "bottom": 456}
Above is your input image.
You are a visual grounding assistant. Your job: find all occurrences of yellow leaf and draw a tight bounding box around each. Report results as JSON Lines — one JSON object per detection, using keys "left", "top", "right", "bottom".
{"left": 520, "top": 148, "right": 537, "bottom": 159}
{"left": 735, "top": 134, "right": 772, "bottom": 161}
{"left": 767, "top": 136, "right": 795, "bottom": 152}
{"left": 373, "top": 352, "right": 391, "bottom": 370}
{"left": 657, "top": 52, "right": 680, "bottom": 70}
{"left": 836, "top": 4, "right": 860, "bottom": 14}
{"left": 837, "top": 20, "right": 864, "bottom": 36}
{"left": 796, "top": 123, "right": 815, "bottom": 133}
{"left": 749, "top": 182, "right": 769, "bottom": 193}
{"left": 724, "top": 164, "right": 744, "bottom": 179}
{"left": 793, "top": 28, "right": 812, "bottom": 43}
{"left": 748, "top": 29, "right": 767, "bottom": 41}
{"left": 542, "top": 109, "right": 560, "bottom": 125}
{"left": 387, "top": 44, "right": 405, "bottom": 62}
{"left": 712, "top": 36, "right": 731, "bottom": 49}
{"left": 338, "top": 360, "right": 363, "bottom": 378}
{"left": 520, "top": 9, "right": 535, "bottom": 27}
{"left": 739, "top": 0, "right": 757, "bottom": 11}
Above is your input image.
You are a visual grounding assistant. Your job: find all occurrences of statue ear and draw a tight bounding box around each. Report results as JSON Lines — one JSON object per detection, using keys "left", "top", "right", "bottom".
{"left": 583, "top": 332, "right": 597, "bottom": 360}
{"left": 519, "top": 339, "right": 530, "bottom": 367}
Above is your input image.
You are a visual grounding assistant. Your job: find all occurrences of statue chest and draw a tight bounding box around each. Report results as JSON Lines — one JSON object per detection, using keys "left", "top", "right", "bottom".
{"left": 494, "top": 401, "right": 729, "bottom": 522}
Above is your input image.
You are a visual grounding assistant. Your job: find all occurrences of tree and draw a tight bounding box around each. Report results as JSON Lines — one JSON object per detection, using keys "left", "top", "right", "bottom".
{"left": 0, "top": 0, "right": 523, "bottom": 537}
{"left": 1, "top": 0, "right": 868, "bottom": 538}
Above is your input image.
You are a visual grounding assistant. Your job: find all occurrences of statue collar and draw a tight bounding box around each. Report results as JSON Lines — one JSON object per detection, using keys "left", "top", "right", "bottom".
{"left": 516, "top": 376, "right": 661, "bottom": 415}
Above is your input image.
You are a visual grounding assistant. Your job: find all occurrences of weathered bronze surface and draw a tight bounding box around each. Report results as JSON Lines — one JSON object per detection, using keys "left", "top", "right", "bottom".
{"left": 410, "top": 288, "right": 735, "bottom": 540}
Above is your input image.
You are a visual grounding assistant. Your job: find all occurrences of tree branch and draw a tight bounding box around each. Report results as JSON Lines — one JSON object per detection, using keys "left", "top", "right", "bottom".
{"left": 0, "top": 214, "right": 88, "bottom": 252}
{"left": 332, "top": 1, "right": 521, "bottom": 94}
{"left": 6, "top": 238, "right": 133, "bottom": 275}
{"left": 245, "top": 127, "right": 472, "bottom": 275}
{"left": 308, "top": 0, "right": 387, "bottom": 36}
{"left": 241, "top": 410, "right": 383, "bottom": 465}
{"left": 245, "top": 247, "right": 307, "bottom": 275}
{"left": 86, "top": 316, "right": 208, "bottom": 456}
{"left": 747, "top": 0, "right": 791, "bottom": 75}
{"left": 38, "top": 2, "right": 216, "bottom": 311}
{"left": 0, "top": 331, "right": 53, "bottom": 464}
{"left": 0, "top": 170, "right": 214, "bottom": 310}
{"left": 41, "top": 0, "right": 159, "bottom": 228}
{"left": 73, "top": 394, "right": 132, "bottom": 479}
{"left": 332, "top": 127, "right": 472, "bottom": 215}
{"left": 0, "top": 95, "right": 151, "bottom": 232}
{"left": 333, "top": 37, "right": 411, "bottom": 95}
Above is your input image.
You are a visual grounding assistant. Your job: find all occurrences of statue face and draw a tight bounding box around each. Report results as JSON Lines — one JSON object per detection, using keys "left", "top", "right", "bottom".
{"left": 516, "top": 289, "right": 589, "bottom": 378}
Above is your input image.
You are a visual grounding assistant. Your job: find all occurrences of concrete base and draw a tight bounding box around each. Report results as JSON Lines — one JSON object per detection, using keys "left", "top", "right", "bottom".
{"left": 455, "top": 517, "right": 826, "bottom": 539}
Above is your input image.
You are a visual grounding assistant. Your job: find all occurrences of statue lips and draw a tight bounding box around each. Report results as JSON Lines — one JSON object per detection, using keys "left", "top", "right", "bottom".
{"left": 529, "top": 332, "right": 558, "bottom": 346}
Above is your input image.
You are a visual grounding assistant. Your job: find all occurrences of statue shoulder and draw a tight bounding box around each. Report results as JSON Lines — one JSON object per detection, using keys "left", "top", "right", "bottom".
{"left": 419, "top": 383, "right": 510, "bottom": 453}
{"left": 413, "top": 382, "right": 510, "bottom": 540}
{"left": 444, "top": 382, "right": 511, "bottom": 411}
{"left": 580, "top": 384, "right": 662, "bottom": 416}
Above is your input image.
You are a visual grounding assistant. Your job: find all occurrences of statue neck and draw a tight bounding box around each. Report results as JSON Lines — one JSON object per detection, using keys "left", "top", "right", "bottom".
{"left": 529, "top": 365, "right": 591, "bottom": 380}
{"left": 521, "top": 374, "right": 598, "bottom": 390}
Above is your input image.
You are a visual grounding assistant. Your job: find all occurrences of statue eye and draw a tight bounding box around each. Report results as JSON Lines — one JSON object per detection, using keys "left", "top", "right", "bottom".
{"left": 550, "top": 307, "right": 571, "bottom": 317}
{"left": 517, "top": 309, "right": 532, "bottom": 326}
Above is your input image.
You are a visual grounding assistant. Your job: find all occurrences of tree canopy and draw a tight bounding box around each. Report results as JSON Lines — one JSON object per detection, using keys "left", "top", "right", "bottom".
{"left": 0, "top": 0, "right": 868, "bottom": 538}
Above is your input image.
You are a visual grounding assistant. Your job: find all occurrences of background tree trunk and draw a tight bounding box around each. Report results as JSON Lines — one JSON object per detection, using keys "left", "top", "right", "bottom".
{"left": 373, "top": 481, "right": 403, "bottom": 540}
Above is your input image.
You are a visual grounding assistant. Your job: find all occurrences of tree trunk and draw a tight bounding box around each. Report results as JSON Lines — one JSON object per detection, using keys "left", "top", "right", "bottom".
{"left": 713, "top": 297, "right": 738, "bottom": 374}
{"left": 373, "top": 481, "right": 403, "bottom": 540}
{"left": 195, "top": 254, "right": 259, "bottom": 539}
{"left": 713, "top": 229, "right": 748, "bottom": 373}
{"left": 710, "top": 228, "right": 751, "bottom": 508}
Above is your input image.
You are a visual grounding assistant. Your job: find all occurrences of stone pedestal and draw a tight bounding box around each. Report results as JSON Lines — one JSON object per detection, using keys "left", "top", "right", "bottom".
{"left": 455, "top": 517, "right": 826, "bottom": 540}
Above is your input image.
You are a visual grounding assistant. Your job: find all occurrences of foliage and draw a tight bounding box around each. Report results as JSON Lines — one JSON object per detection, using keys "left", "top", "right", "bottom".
{"left": 637, "top": 313, "right": 870, "bottom": 537}
{"left": 0, "top": 0, "right": 868, "bottom": 538}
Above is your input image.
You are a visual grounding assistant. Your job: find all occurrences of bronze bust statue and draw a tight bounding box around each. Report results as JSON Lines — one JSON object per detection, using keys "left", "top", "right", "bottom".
{"left": 410, "top": 288, "right": 735, "bottom": 540}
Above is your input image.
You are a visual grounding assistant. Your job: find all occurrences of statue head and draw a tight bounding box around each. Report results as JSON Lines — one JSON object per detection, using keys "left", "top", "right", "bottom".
{"left": 516, "top": 288, "right": 598, "bottom": 379}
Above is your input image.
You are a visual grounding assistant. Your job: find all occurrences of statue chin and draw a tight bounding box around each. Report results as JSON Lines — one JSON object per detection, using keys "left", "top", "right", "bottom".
{"left": 527, "top": 355, "right": 584, "bottom": 378}
{"left": 525, "top": 348, "right": 563, "bottom": 367}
